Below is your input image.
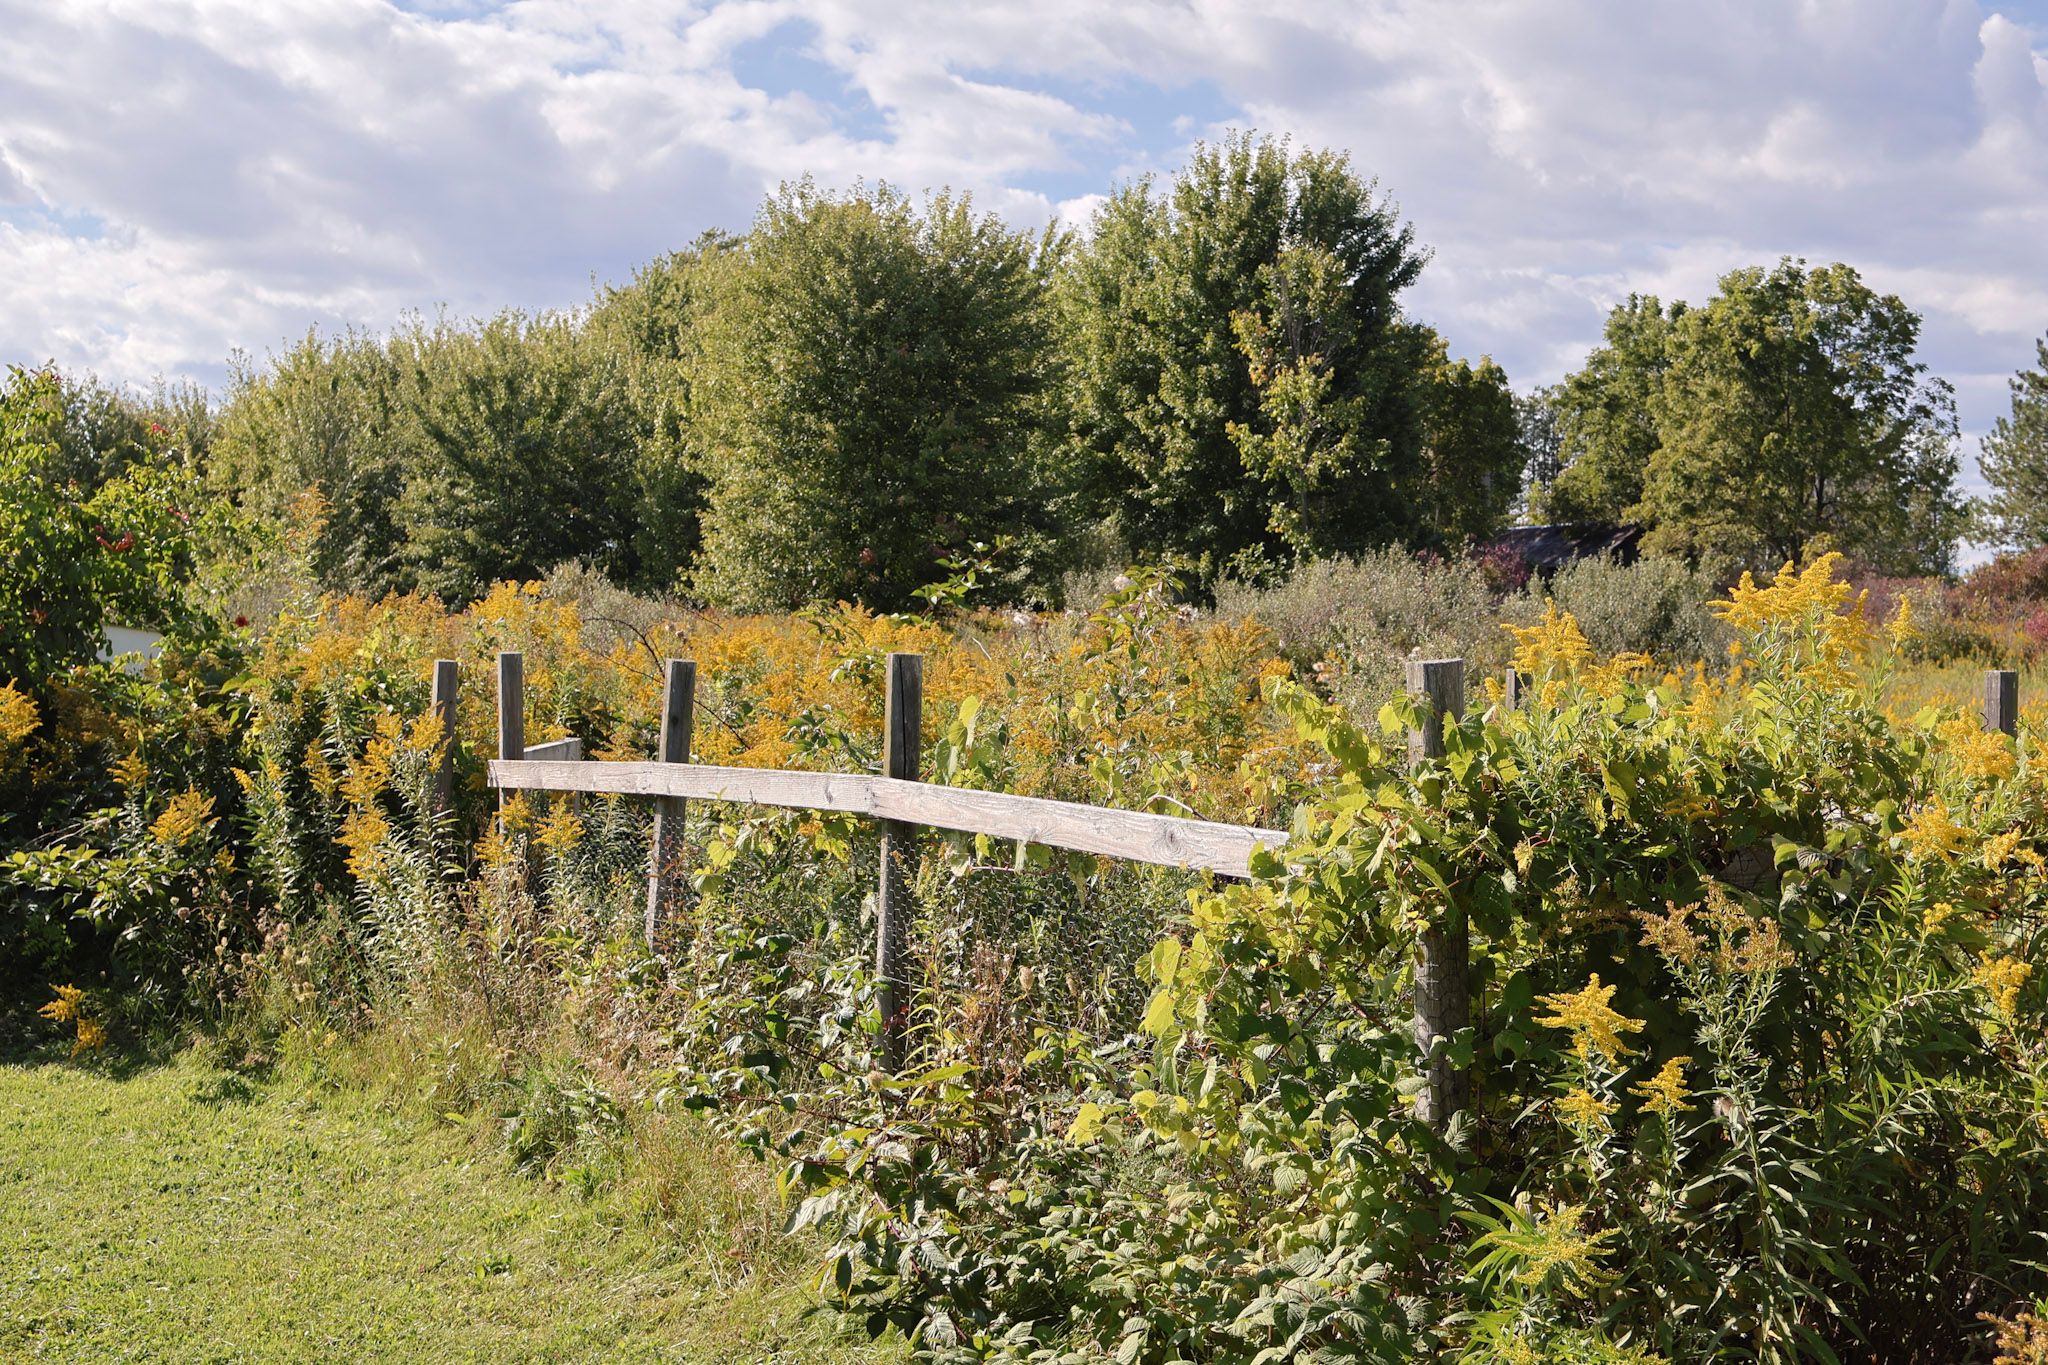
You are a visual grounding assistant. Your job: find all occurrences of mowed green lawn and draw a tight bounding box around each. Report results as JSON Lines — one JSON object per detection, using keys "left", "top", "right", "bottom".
{"left": 0, "top": 1051, "right": 895, "bottom": 1363}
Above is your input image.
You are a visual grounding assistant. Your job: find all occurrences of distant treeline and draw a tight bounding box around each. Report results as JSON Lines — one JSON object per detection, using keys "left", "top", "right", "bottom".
{"left": 22, "top": 132, "right": 2048, "bottom": 610}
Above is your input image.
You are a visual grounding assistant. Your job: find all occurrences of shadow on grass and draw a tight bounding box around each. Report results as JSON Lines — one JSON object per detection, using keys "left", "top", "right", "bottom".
{"left": 0, "top": 1003, "right": 211, "bottom": 1082}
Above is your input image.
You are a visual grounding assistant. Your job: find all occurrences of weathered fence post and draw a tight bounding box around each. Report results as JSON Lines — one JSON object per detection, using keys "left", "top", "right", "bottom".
{"left": 1503, "top": 667, "right": 1529, "bottom": 711}
{"left": 496, "top": 652, "right": 524, "bottom": 818}
{"left": 429, "top": 659, "right": 458, "bottom": 820}
{"left": 1985, "top": 669, "right": 2019, "bottom": 738}
{"left": 645, "top": 659, "right": 696, "bottom": 952}
{"left": 1406, "top": 657, "right": 1468, "bottom": 1129}
{"left": 876, "top": 652, "right": 923, "bottom": 1072}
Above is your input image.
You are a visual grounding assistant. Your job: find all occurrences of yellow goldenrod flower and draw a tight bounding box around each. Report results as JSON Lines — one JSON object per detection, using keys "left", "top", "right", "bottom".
{"left": 113, "top": 749, "right": 149, "bottom": 792}
{"left": 72, "top": 1018, "right": 107, "bottom": 1056}
{"left": 1630, "top": 1056, "right": 1692, "bottom": 1117}
{"left": 536, "top": 804, "right": 583, "bottom": 857}
{"left": 0, "top": 682, "right": 38, "bottom": 750}
{"left": 1504, "top": 599, "right": 1596, "bottom": 679}
{"left": 149, "top": 789, "right": 216, "bottom": 848}
{"left": 1983, "top": 830, "right": 2026, "bottom": 871}
{"left": 1557, "top": 1086, "right": 1618, "bottom": 1135}
{"left": 1974, "top": 955, "right": 2032, "bottom": 1022}
{"left": 337, "top": 807, "right": 391, "bottom": 881}
{"left": 1537, "top": 974, "right": 1645, "bottom": 1065}
{"left": 499, "top": 793, "right": 535, "bottom": 833}
{"left": 38, "top": 984, "right": 84, "bottom": 1024}
{"left": 1938, "top": 715, "right": 2017, "bottom": 782}
{"left": 1509, "top": 1202, "right": 1617, "bottom": 1293}
{"left": 1886, "top": 594, "right": 1917, "bottom": 647}
{"left": 1711, "top": 553, "right": 1875, "bottom": 689}
{"left": 1901, "top": 801, "right": 1971, "bottom": 862}
{"left": 1923, "top": 901, "right": 1961, "bottom": 935}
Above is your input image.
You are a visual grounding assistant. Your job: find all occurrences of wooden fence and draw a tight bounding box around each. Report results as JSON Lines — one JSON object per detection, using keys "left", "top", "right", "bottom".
{"left": 475, "top": 649, "right": 2026, "bottom": 1108}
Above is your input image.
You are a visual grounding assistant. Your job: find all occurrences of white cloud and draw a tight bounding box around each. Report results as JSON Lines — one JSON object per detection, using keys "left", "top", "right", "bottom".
{"left": 0, "top": 0, "right": 2043, "bottom": 519}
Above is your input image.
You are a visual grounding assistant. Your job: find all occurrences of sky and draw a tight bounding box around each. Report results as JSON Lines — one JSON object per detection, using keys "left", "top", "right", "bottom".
{"left": 2, "top": 0, "right": 2046, "bottom": 533}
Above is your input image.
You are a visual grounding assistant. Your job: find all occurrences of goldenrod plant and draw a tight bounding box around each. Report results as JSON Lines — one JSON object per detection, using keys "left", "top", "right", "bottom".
{"left": 6, "top": 551, "right": 2045, "bottom": 1362}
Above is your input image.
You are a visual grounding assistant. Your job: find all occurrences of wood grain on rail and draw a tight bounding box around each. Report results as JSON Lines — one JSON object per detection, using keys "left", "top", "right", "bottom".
{"left": 489, "top": 759, "right": 1286, "bottom": 878}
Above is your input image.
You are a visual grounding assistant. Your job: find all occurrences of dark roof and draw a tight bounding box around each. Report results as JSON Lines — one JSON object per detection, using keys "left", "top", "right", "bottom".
{"left": 1487, "top": 523, "right": 1643, "bottom": 570}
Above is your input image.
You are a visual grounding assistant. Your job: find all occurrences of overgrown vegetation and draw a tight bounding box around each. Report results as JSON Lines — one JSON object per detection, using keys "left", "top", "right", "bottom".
{"left": 7, "top": 512, "right": 2047, "bottom": 1359}
{"left": 12, "top": 124, "right": 2048, "bottom": 1365}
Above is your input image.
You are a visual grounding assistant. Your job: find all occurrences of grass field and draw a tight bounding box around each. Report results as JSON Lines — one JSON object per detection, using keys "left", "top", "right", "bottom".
{"left": 0, "top": 1047, "right": 897, "bottom": 1364}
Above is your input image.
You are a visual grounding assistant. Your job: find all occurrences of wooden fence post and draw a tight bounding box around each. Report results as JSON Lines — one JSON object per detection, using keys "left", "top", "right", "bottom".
{"left": 1503, "top": 667, "right": 1529, "bottom": 711}
{"left": 876, "top": 652, "right": 923, "bottom": 1072}
{"left": 497, "top": 652, "right": 524, "bottom": 817}
{"left": 1405, "top": 657, "right": 1468, "bottom": 1130}
{"left": 1986, "top": 669, "right": 2019, "bottom": 738}
{"left": 429, "top": 659, "right": 458, "bottom": 820}
{"left": 645, "top": 659, "right": 695, "bottom": 952}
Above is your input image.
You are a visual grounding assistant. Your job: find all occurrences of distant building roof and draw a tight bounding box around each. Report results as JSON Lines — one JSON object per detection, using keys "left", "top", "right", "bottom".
{"left": 1487, "top": 523, "right": 1643, "bottom": 571}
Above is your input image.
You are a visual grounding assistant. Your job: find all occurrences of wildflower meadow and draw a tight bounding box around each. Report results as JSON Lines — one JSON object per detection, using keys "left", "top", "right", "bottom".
{"left": 6, "top": 528, "right": 2047, "bottom": 1362}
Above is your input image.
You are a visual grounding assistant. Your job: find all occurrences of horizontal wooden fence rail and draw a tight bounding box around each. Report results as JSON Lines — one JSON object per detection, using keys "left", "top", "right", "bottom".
{"left": 489, "top": 757, "right": 1287, "bottom": 880}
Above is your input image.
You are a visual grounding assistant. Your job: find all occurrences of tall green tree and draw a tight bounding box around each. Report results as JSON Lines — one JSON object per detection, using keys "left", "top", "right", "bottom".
{"left": 1412, "top": 331, "right": 1523, "bottom": 545}
{"left": 1535, "top": 295, "right": 1679, "bottom": 525}
{"left": 689, "top": 181, "right": 1067, "bottom": 611}
{"left": 1513, "top": 384, "right": 1564, "bottom": 521}
{"left": 585, "top": 232, "right": 738, "bottom": 591}
{"left": 1062, "top": 133, "right": 1433, "bottom": 579}
{"left": 1636, "top": 260, "right": 1961, "bottom": 575}
{"left": 390, "top": 311, "right": 645, "bottom": 602}
{"left": 1979, "top": 334, "right": 2048, "bottom": 548}
{"left": 212, "top": 330, "right": 407, "bottom": 595}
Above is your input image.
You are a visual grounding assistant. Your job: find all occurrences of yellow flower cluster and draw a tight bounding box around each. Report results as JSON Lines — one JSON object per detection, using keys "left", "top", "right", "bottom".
{"left": 1510, "top": 1202, "right": 1616, "bottom": 1293}
{"left": 1901, "top": 801, "right": 1973, "bottom": 862}
{"left": 1936, "top": 715, "right": 2017, "bottom": 783}
{"left": 1974, "top": 955, "right": 2032, "bottom": 1023}
{"left": 1505, "top": 600, "right": 1595, "bottom": 678}
{"left": 1711, "top": 553, "right": 1877, "bottom": 688}
{"left": 38, "top": 983, "right": 84, "bottom": 1022}
{"left": 1983, "top": 829, "right": 2045, "bottom": 875}
{"left": 1557, "top": 1086, "right": 1617, "bottom": 1135}
{"left": 536, "top": 803, "right": 584, "bottom": 857}
{"left": 1537, "top": 974, "right": 1645, "bottom": 1065}
{"left": 0, "top": 681, "right": 39, "bottom": 749}
{"left": 114, "top": 749, "right": 148, "bottom": 791}
{"left": 37, "top": 984, "right": 107, "bottom": 1056}
{"left": 149, "top": 788, "right": 216, "bottom": 848}
{"left": 1630, "top": 1056, "right": 1691, "bottom": 1117}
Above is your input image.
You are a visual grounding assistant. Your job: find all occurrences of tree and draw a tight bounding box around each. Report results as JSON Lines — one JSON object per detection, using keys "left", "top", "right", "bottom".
{"left": 584, "top": 232, "right": 739, "bottom": 592}
{"left": 0, "top": 368, "right": 214, "bottom": 689}
{"left": 212, "top": 330, "right": 409, "bottom": 595}
{"left": 1979, "top": 334, "right": 2048, "bottom": 548}
{"left": 1062, "top": 133, "right": 1431, "bottom": 580}
{"left": 689, "top": 181, "right": 1067, "bottom": 611}
{"left": 1412, "top": 331, "right": 1523, "bottom": 545}
{"left": 390, "top": 310, "right": 646, "bottom": 602}
{"left": 1513, "top": 385, "right": 1564, "bottom": 522}
{"left": 1636, "top": 260, "right": 1961, "bottom": 575}
{"left": 1536, "top": 295, "right": 1678, "bottom": 525}
{"left": 214, "top": 299, "right": 695, "bottom": 602}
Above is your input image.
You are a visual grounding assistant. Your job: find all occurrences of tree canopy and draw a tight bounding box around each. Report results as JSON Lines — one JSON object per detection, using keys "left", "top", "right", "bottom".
{"left": 1060, "top": 133, "right": 1520, "bottom": 581}
{"left": 1535, "top": 261, "right": 1963, "bottom": 576}
{"left": 1979, "top": 334, "right": 2048, "bottom": 549}
{"left": 21, "top": 143, "right": 2000, "bottom": 611}
{"left": 688, "top": 181, "right": 1068, "bottom": 611}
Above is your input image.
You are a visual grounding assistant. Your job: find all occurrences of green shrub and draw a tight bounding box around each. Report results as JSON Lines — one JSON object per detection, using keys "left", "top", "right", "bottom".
{"left": 1211, "top": 550, "right": 1519, "bottom": 716}
{"left": 1530, "top": 554, "right": 1730, "bottom": 664}
{"left": 789, "top": 558, "right": 2048, "bottom": 1362}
